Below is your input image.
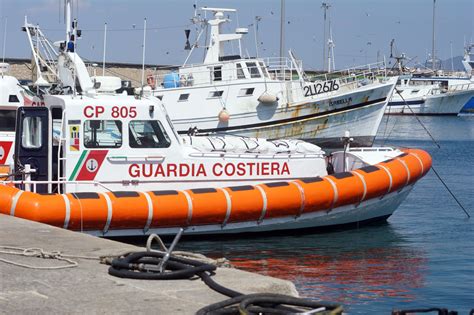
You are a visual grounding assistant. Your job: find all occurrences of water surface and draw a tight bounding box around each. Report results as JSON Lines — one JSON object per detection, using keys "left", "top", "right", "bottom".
{"left": 174, "top": 115, "right": 474, "bottom": 313}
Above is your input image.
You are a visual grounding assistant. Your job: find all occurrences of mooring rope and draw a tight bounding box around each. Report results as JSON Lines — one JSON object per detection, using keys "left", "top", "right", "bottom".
{"left": 0, "top": 246, "right": 99, "bottom": 270}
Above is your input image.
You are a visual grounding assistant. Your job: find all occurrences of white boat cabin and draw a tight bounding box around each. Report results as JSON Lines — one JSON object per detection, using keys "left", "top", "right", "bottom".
{"left": 13, "top": 93, "right": 333, "bottom": 194}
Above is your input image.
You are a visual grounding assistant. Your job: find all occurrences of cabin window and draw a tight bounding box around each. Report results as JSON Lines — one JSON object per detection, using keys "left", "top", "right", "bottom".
{"left": 236, "top": 63, "right": 246, "bottom": 79}
{"left": 259, "top": 62, "right": 269, "bottom": 78}
{"left": 238, "top": 88, "right": 255, "bottom": 96}
{"left": 208, "top": 90, "right": 224, "bottom": 98}
{"left": 156, "top": 95, "right": 163, "bottom": 101}
{"left": 246, "top": 62, "right": 261, "bottom": 78}
{"left": 0, "top": 110, "right": 16, "bottom": 132}
{"left": 213, "top": 66, "right": 222, "bottom": 81}
{"left": 84, "top": 120, "right": 122, "bottom": 148}
{"left": 51, "top": 107, "right": 63, "bottom": 119}
{"left": 129, "top": 120, "right": 171, "bottom": 148}
{"left": 178, "top": 93, "right": 189, "bottom": 101}
{"left": 21, "top": 117, "right": 42, "bottom": 149}
{"left": 8, "top": 95, "right": 20, "bottom": 103}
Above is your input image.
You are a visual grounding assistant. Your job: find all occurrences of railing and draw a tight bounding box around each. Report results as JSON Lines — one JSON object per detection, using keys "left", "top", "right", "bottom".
{"left": 150, "top": 59, "right": 388, "bottom": 93}
{"left": 306, "top": 61, "right": 388, "bottom": 85}
{"left": 188, "top": 152, "right": 323, "bottom": 159}
{"left": 426, "top": 82, "right": 474, "bottom": 96}
{"left": 1, "top": 179, "right": 114, "bottom": 194}
{"left": 447, "top": 82, "right": 473, "bottom": 92}
{"left": 151, "top": 57, "right": 302, "bottom": 90}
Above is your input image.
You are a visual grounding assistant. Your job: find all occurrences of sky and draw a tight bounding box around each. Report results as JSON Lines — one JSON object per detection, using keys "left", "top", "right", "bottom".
{"left": 1, "top": 0, "right": 473, "bottom": 70}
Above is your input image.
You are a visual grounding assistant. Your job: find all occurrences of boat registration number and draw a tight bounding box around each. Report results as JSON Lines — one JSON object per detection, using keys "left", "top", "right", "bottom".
{"left": 303, "top": 79, "right": 340, "bottom": 97}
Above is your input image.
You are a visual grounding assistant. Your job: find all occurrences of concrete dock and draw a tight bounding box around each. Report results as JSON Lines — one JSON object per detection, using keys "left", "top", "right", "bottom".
{"left": 0, "top": 215, "right": 298, "bottom": 314}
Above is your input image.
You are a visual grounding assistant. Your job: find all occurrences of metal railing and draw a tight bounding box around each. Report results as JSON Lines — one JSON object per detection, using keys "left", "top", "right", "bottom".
{"left": 306, "top": 61, "right": 388, "bottom": 84}
{"left": 151, "top": 57, "right": 301, "bottom": 89}
{"left": 1, "top": 179, "right": 113, "bottom": 194}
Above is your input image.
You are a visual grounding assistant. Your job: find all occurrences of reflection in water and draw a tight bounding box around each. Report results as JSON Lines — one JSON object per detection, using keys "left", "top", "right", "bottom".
{"left": 175, "top": 225, "right": 427, "bottom": 307}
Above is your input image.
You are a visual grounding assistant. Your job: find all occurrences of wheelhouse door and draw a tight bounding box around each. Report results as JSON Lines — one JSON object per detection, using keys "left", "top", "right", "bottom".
{"left": 14, "top": 106, "right": 50, "bottom": 193}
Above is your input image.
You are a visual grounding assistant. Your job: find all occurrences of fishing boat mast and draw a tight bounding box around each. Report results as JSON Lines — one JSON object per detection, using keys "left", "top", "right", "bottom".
{"left": 279, "top": 0, "right": 285, "bottom": 61}
{"left": 431, "top": 0, "right": 436, "bottom": 71}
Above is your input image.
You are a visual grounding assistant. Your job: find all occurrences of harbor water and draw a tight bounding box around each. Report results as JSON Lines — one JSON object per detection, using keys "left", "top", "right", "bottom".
{"left": 172, "top": 115, "right": 474, "bottom": 313}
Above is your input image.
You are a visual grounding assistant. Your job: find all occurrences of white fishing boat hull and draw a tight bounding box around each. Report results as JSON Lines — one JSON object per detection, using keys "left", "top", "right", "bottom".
{"left": 163, "top": 79, "right": 395, "bottom": 148}
{"left": 387, "top": 88, "right": 474, "bottom": 115}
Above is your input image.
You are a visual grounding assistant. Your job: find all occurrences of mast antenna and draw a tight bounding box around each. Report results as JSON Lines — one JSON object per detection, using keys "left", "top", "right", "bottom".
{"left": 279, "top": 0, "right": 285, "bottom": 60}
{"left": 431, "top": 0, "right": 436, "bottom": 71}
{"left": 321, "top": 2, "right": 330, "bottom": 71}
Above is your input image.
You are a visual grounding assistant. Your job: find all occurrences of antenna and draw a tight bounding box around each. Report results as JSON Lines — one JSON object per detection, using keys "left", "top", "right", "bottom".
{"left": 102, "top": 22, "right": 107, "bottom": 76}
{"left": 254, "top": 16, "right": 261, "bottom": 58}
{"left": 431, "top": 0, "right": 436, "bottom": 71}
{"left": 327, "top": 5, "right": 335, "bottom": 72}
{"left": 321, "top": 2, "right": 330, "bottom": 71}
{"left": 140, "top": 18, "right": 147, "bottom": 94}
{"left": 1, "top": 17, "right": 6, "bottom": 64}
{"left": 279, "top": 0, "right": 285, "bottom": 60}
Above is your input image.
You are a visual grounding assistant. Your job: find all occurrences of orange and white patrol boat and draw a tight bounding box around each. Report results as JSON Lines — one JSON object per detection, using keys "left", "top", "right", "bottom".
{"left": 0, "top": 3, "right": 432, "bottom": 236}
{"left": 0, "top": 67, "right": 432, "bottom": 236}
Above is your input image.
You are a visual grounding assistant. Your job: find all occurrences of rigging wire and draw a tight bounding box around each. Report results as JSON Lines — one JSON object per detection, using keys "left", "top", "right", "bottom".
{"left": 394, "top": 88, "right": 440, "bottom": 148}
{"left": 41, "top": 24, "right": 193, "bottom": 32}
{"left": 392, "top": 89, "right": 470, "bottom": 218}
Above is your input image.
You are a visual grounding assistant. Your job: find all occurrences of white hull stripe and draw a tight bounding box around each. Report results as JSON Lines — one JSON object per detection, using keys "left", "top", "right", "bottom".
{"left": 101, "top": 192, "right": 113, "bottom": 234}
{"left": 142, "top": 192, "right": 153, "bottom": 232}
{"left": 10, "top": 191, "right": 23, "bottom": 216}
{"left": 378, "top": 165, "right": 393, "bottom": 194}
{"left": 410, "top": 152, "right": 424, "bottom": 174}
{"left": 255, "top": 185, "right": 268, "bottom": 224}
{"left": 219, "top": 188, "right": 232, "bottom": 227}
{"left": 396, "top": 158, "right": 411, "bottom": 185}
{"left": 182, "top": 190, "right": 193, "bottom": 225}
{"left": 62, "top": 194, "right": 71, "bottom": 229}
{"left": 352, "top": 172, "right": 367, "bottom": 202}
{"left": 290, "top": 181, "right": 306, "bottom": 217}
{"left": 324, "top": 177, "right": 338, "bottom": 210}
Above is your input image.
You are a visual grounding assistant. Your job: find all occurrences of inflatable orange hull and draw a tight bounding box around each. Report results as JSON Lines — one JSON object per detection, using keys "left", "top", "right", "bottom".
{"left": 0, "top": 149, "right": 431, "bottom": 236}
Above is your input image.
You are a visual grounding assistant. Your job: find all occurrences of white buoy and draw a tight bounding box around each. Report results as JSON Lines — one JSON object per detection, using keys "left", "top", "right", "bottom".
{"left": 258, "top": 91, "right": 279, "bottom": 104}
{"left": 218, "top": 109, "right": 230, "bottom": 122}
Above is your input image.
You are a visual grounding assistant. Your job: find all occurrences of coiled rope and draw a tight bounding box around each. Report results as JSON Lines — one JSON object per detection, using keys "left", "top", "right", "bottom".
{"left": 0, "top": 246, "right": 98, "bottom": 270}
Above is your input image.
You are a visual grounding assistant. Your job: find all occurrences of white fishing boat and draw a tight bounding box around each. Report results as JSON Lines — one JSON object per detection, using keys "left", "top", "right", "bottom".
{"left": 386, "top": 0, "right": 474, "bottom": 115}
{"left": 0, "top": 2, "right": 432, "bottom": 236}
{"left": 148, "top": 7, "right": 397, "bottom": 148}
{"left": 386, "top": 74, "right": 474, "bottom": 115}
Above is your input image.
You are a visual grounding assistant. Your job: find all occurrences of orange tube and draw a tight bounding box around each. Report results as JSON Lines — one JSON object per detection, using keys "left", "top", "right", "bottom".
{"left": 223, "top": 185, "right": 263, "bottom": 223}
{"left": 15, "top": 192, "right": 66, "bottom": 228}
{"left": 403, "top": 148, "right": 433, "bottom": 177}
{"left": 294, "top": 177, "right": 335, "bottom": 213}
{"left": 186, "top": 188, "right": 228, "bottom": 225}
{"left": 66, "top": 192, "right": 109, "bottom": 230}
{"left": 379, "top": 156, "right": 410, "bottom": 192}
{"left": 353, "top": 165, "right": 391, "bottom": 201}
{"left": 258, "top": 182, "right": 303, "bottom": 219}
{"left": 0, "top": 184, "right": 18, "bottom": 215}
{"left": 0, "top": 149, "right": 433, "bottom": 233}
{"left": 326, "top": 172, "right": 365, "bottom": 207}
{"left": 106, "top": 191, "right": 149, "bottom": 230}
{"left": 148, "top": 190, "right": 190, "bottom": 228}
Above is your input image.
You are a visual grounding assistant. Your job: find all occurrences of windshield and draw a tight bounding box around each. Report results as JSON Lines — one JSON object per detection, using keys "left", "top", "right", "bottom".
{"left": 0, "top": 110, "right": 16, "bottom": 132}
